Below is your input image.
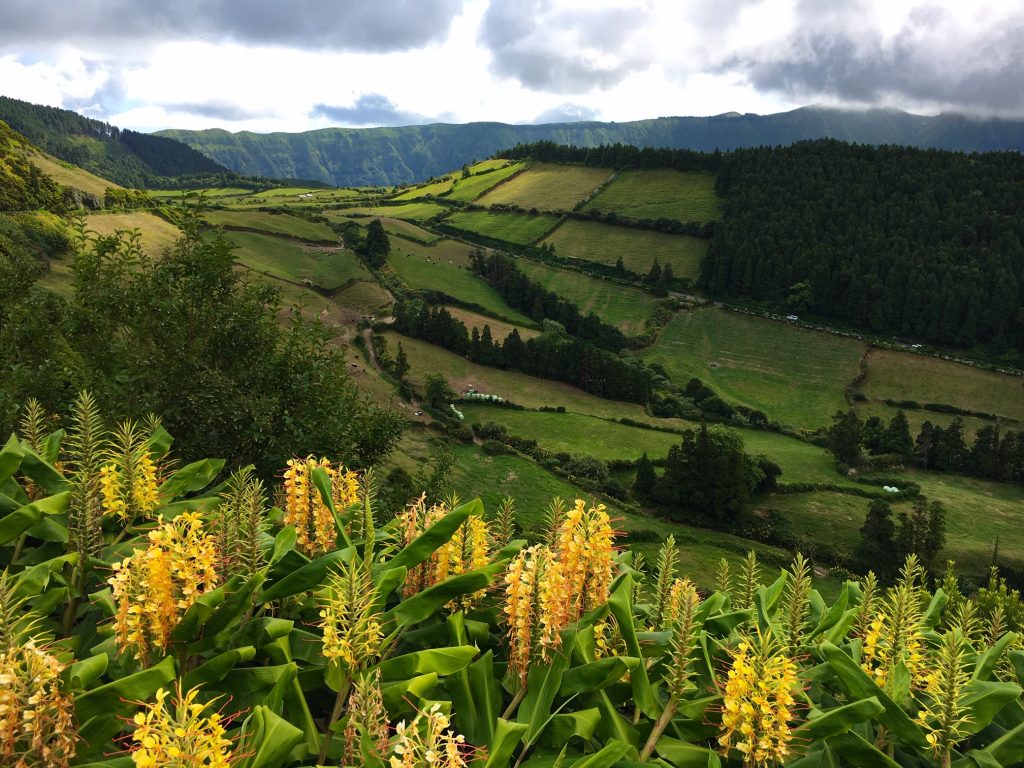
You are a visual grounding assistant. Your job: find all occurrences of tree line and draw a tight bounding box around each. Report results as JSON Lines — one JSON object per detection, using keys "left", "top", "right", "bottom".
{"left": 495, "top": 140, "right": 721, "bottom": 173}
{"left": 701, "top": 139, "right": 1024, "bottom": 358}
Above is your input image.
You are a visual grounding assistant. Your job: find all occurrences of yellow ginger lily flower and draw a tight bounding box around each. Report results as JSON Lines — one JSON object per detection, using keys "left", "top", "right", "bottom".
{"left": 130, "top": 684, "right": 232, "bottom": 768}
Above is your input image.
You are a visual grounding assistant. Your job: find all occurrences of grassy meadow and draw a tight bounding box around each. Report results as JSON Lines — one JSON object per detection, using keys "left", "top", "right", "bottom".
{"left": 203, "top": 210, "right": 337, "bottom": 242}
{"left": 445, "top": 162, "right": 527, "bottom": 202}
{"left": 86, "top": 211, "right": 183, "bottom": 256}
{"left": 442, "top": 306, "right": 539, "bottom": 341}
{"left": 518, "top": 259, "right": 662, "bottom": 335}
{"left": 222, "top": 230, "right": 367, "bottom": 291}
{"left": 476, "top": 162, "right": 613, "bottom": 210}
{"left": 542, "top": 218, "right": 708, "bottom": 279}
{"left": 327, "top": 202, "right": 446, "bottom": 222}
{"left": 643, "top": 308, "right": 865, "bottom": 429}
{"left": 376, "top": 217, "right": 440, "bottom": 244}
{"left": 444, "top": 209, "right": 560, "bottom": 244}
{"left": 29, "top": 151, "right": 119, "bottom": 198}
{"left": 584, "top": 169, "right": 722, "bottom": 222}
{"left": 391, "top": 176, "right": 454, "bottom": 201}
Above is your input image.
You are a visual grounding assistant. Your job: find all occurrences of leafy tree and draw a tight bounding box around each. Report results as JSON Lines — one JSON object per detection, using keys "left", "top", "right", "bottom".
{"left": 362, "top": 219, "right": 390, "bottom": 268}
{"left": 646, "top": 258, "right": 662, "bottom": 285}
{"left": 881, "top": 410, "right": 914, "bottom": 459}
{"left": 898, "top": 497, "right": 947, "bottom": 569}
{"left": 393, "top": 342, "right": 410, "bottom": 380}
{"left": 424, "top": 373, "right": 455, "bottom": 409}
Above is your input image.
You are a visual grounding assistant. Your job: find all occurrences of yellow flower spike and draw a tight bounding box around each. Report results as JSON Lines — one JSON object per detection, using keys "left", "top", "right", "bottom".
{"left": 320, "top": 558, "right": 384, "bottom": 672}
{"left": 387, "top": 703, "right": 471, "bottom": 768}
{"left": 129, "top": 682, "right": 233, "bottom": 768}
{"left": 108, "top": 513, "right": 219, "bottom": 661}
{"left": 915, "top": 631, "right": 973, "bottom": 762}
{"left": 283, "top": 455, "right": 342, "bottom": 556}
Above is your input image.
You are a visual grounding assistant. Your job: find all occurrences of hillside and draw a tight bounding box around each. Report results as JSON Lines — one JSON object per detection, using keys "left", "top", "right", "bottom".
{"left": 0, "top": 95, "right": 230, "bottom": 187}
{"left": 158, "top": 105, "right": 1024, "bottom": 186}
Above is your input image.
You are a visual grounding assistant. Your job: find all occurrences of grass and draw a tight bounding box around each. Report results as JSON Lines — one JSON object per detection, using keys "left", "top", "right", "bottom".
{"left": 149, "top": 187, "right": 252, "bottom": 200}
{"left": 29, "top": 151, "right": 118, "bottom": 198}
{"left": 542, "top": 219, "right": 708, "bottom": 279}
{"left": 858, "top": 348, "right": 1024, "bottom": 423}
{"left": 86, "top": 211, "right": 182, "bottom": 257}
{"left": 387, "top": 238, "right": 533, "bottom": 324}
{"left": 442, "top": 307, "right": 539, "bottom": 341}
{"left": 444, "top": 210, "right": 560, "bottom": 245}
{"left": 222, "top": 230, "right": 368, "bottom": 291}
{"left": 584, "top": 169, "right": 721, "bottom": 222}
{"left": 518, "top": 259, "right": 662, "bottom": 335}
{"left": 334, "top": 280, "right": 393, "bottom": 317}
{"left": 854, "top": 400, "right": 999, "bottom": 440}
{"left": 203, "top": 210, "right": 337, "bottom": 242}
{"left": 477, "top": 163, "right": 613, "bottom": 211}
{"left": 445, "top": 162, "right": 527, "bottom": 203}
{"left": 377, "top": 218, "right": 440, "bottom": 244}
{"left": 642, "top": 308, "right": 865, "bottom": 430}
{"left": 468, "top": 159, "right": 516, "bottom": 174}
{"left": 329, "top": 202, "right": 447, "bottom": 222}
{"left": 390, "top": 177, "right": 454, "bottom": 201}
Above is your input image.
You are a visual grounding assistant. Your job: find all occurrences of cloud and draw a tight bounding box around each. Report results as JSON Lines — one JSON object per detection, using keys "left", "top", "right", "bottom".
{"left": 311, "top": 94, "right": 436, "bottom": 126}
{"left": 726, "top": 3, "right": 1024, "bottom": 114}
{"left": 480, "top": 0, "right": 651, "bottom": 92}
{"left": 531, "top": 103, "right": 600, "bottom": 123}
{"left": 163, "top": 102, "right": 268, "bottom": 121}
{"left": 0, "top": 0, "right": 463, "bottom": 52}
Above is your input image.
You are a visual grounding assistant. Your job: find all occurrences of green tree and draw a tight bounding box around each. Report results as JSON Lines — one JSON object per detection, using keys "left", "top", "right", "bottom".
{"left": 827, "top": 409, "right": 863, "bottom": 467}
{"left": 898, "top": 497, "right": 947, "bottom": 569}
{"left": 424, "top": 373, "right": 455, "bottom": 409}
{"left": 854, "top": 499, "right": 899, "bottom": 580}
{"left": 362, "top": 219, "right": 390, "bottom": 268}
{"left": 393, "top": 341, "right": 410, "bottom": 380}
{"left": 634, "top": 452, "right": 655, "bottom": 498}
{"left": 646, "top": 257, "right": 662, "bottom": 284}
{"left": 882, "top": 410, "right": 914, "bottom": 459}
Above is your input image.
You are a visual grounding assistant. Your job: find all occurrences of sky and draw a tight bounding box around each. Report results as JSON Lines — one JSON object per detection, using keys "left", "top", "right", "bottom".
{"left": 0, "top": 0, "right": 1022, "bottom": 134}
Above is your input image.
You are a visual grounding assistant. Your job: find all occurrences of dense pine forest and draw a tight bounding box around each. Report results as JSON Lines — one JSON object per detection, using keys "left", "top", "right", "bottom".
{"left": 701, "top": 140, "right": 1024, "bottom": 357}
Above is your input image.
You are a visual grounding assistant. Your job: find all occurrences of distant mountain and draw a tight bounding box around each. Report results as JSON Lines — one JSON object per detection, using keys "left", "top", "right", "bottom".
{"left": 0, "top": 96, "right": 229, "bottom": 187}
{"left": 158, "top": 106, "right": 1024, "bottom": 187}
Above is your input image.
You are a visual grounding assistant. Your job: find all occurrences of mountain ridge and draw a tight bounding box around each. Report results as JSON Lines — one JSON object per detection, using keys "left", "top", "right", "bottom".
{"left": 157, "top": 105, "right": 1024, "bottom": 186}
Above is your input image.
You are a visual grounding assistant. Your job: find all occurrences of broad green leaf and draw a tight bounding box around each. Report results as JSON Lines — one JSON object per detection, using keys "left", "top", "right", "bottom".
{"left": 158, "top": 458, "right": 225, "bottom": 499}
{"left": 570, "top": 738, "right": 633, "bottom": 768}
{"left": 922, "top": 589, "right": 948, "bottom": 628}
{"left": 376, "top": 645, "right": 478, "bottom": 681}
{"left": 655, "top": 736, "right": 723, "bottom": 768}
{"left": 182, "top": 646, "right": 257, "bottom": 689}
{"left": 17, "top": 446, "right": 67, "bottom": 494}
{"left": 794, "top": 698, "right": 885, "bottom": 741}
{"left": 517, "top": 644, "right": 570, "bottom": 743}
{"left": 0, "top": 434, "right": 23, "bottom": 485}
{"left": 201, "top": 573, "right": 265, "bottom": 639}
{"left": 385, "top": 562, "right": 506, "bottom": 629}
{"left": 259, "top": 546, "right": 354, "bottom": 602}
{"left": 810, "top": 584, "right": 849, "bottom": 639}
{"left": 236, "top": 705, "right": 305, "bottom": 768}
{"left": 973, "top": 632, "right": 1017, "bottom": 682}
{"left": 963, "top": 719, "right": 1024, "bottom": 767}
{"left": 822, "top": 732, "right": 901, "bottom": 767}
{"left": 385, "top": 498, "right": 481, "bottom": 572}
{"left": 0, "top": 490, "right": 70, "bottom": 545}
{"left": 608, "top": 574, "right": 659, "bottom": 718}
{"left": 560, "top": 656, "right": 636, "bottom": 696}
{"left": 483, "top": 718, "right": 528, "bottom": 768}
{"left": 447, "top": 649, "right": 501, "bottom": 746}
{"left": 959, "top": 679, "right": 1022, "bottom": 736}
{"left": 64, "top": 653, "right": 108, "bottom": 691}
{"left": 540, "top": 707, "right": 601, "bottom": 746}
{"left": 146, "top": 424, "right": 173, "bottom": 458}
{"left": 269, "top": 525, "right": 296, "bottom": 565}
{"left": 382, "top": 672, "right": 439, "bottom": 712}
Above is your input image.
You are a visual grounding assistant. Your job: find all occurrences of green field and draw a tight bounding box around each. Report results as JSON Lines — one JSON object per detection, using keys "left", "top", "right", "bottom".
{"left": 390, "top": 177, "right": 454, "bottom": 201}
{"left": 542, "top": 219, "right": 707, "bottom": 279}
{"left": 86, "top": 211, "right": 183, "bottom": 256}
{"left": 643, "top": 308, "right": 865, "bottom": 430}
{"left": 387, "top": 239, "right": 533, "bottom": 324}
{"left": 584, "top": 169, "right": 722, "bottom": 222}
{"left": 329, "top": 202, "right": 446, "bottom": 222}
{"left": 222, "top": 231, "right": 367, "bottom": 291}
{"left": 333, "top": 279, "right": 393, "bottom": 317}
{"left": 442, "top": 306, "right": 539, "bottom": 341}
{"left": 149, "top": 187, "right": 252, "bottom": 201}
{"left": 467, "top": 159, "right": 516, "bottom": 174}
{"left": 858, "top": 348, "right": 1024, "bottom": 422}
{"left": 477, "top": 163, "right": 613, "bottom": 211}
{"left": 203, "top": 210, "right": 337, "bottom": 242}
{"left": 444, "top": 209, "right": 559, "bottom": 245}
{"left": 518, "top": 259, "right": 662, "bottom": 335}
{"left": 29, "top": 151, "right": 120, "bottom": 198}
{"left": 377, "top": 217, "right": 440, "bottom": 244}
{"left": 445, "top": 162, "right": 527, "bottom": 202}
{"left": 854, "top": 400, "right": 998, "bottom": 440}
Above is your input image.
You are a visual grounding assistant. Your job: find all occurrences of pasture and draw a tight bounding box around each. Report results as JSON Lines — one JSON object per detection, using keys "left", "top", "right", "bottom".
{"left": 390, "top": 177, "right": 454, "bottom": 201}
{"left": 642, "top": 308, "right": 865, "bottom": 430}
{"left": 221, "top": 230, "right": 367, "bottom": 291}
{"left": 203, "top": 210, "right": 337, "bottom": 242}
{"left": 542, "top": 218, "right": 707, "bottom": 279}
{"left": 387, "top": 239, "right": 533, "bottom": 324}
{"left": 444, "top": 209, "right": 560, "bottom": 245}
{"left": 476, "top": 163, "right": 613, "bottom": 211}
{"left": 85, "top": 211, "right": 183, "bottom": 256}
{"left": 584, "top": 169, "right": 722, "bottom": 222}
{"left": 445, "top": 162, "right": 527, "bottom": 202}
{"left": 441, "top": 306, "right": 539, "bottom": 341}
{"left": 29, "top": 152, "right": 119, "bottom": 198}
{"left": 328, "top": 202, "right": 446, "bottom": 222}
{"left": 376, "top": 217, "right": 440, "bottom": 244}
{"left": 518, "top": 259, "right": 662, "bottom": 335}
{"left": 858, "top": 348, "right": 1024, "bottom": 423}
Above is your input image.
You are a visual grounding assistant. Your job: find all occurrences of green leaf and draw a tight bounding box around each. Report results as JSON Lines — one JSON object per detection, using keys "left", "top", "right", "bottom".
{"left": 517, "top": 645, "right": 570, "bottom": 743}
{"left": 447, "top": 649, "right": 501, "bottom": 747}
{"left": 541, "top": 707, "right": 601, "bottom": 746}
{"left": 959, "top": 679, "right": 1022, "bottom": 736}
{"left": 376, "top": 646, "right": 478, "bottom": 681}
{"left": 654, "top": 736, "right": 723, "bottom": 768}
{"left": 259, "top": 546, "right": 354, "bottom": 602}
{"left": 201, "top": 573, "right": 265, "bottom": 640}
{"left": 794, "top": 698, "right": 885, "bottom": 742}
{"left": 158, "top": 458, "right": 225, "bottom": 499}
{"left": 182, "top": 646, "right": 257, "bottom": 689}
{"left": 382, "top": 672, "right": 439, "bottom": 712}
{"left": 147, "top": 424, "right": 173, "bottom": 459}
{"left": 0, "top": 491, "right": 70, "bottom": 545}
{"left": 821, "top": 732, "right": 901, "bottom": 767}
{"left": 385, "top": 497, "right": 481, "bottom": 572}
{"left": 810, "top": 584, "right": 849, "bottom": 639}
{"left": 962, "top": 719, "right": 1024, "bottom": 767}
{"left": 236, "top": 705, "right": 305, "bottom": 768}
{"left": 559, "top": 656, "right": 637, "bottom": 696}
{"left": 608, "top": 574, "right": 659, "bottom": 718}
{"left": 484, "top": 718, "right": 528, "bottom": 768}
{"left": 973, "top": 632, "right": 1017, "bottom": 682}
{"left": 384, "top": 563, "right": 506, "bottom": 629}
{"left": 269, "top": 526, "right": 296, "bottom": 565}
{"left": 17, "top": 446, "right": 67, "bottom": 494}
{"left": 569, "top": 738, "right": 633, "bottom": 768}
{"left": 64, "top": 653, "right": 108, "bottom": 691}
{"left": 0, "top": 434, "right": 24, "bottom": 485}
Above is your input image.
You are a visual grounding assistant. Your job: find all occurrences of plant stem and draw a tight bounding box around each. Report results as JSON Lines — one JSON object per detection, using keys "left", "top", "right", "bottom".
{"left": 318, "top": 676, "right": 351, "bottom": 765}
{"left": 639, "top": 700, "right": 677, "bottom": 761}
{"left": 11, "top": 534, "right": 27, "bottom": 563}
{"left": 61, "top": 566, "right": 86, "bottom": 636}
{"left": 502, "top": 685, "right": 526, "bottom": 720}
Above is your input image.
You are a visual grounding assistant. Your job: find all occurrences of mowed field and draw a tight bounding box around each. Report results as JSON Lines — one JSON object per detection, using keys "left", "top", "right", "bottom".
{"left": 542, "top": 219, "right": 707, "bottom": 279}
{"left": 387, "top": 238, "right": 533, "bottom": 324}
{"left": 858, "top": 348, "right": 1024, "bottom": 422}
{"left": 584, "top": 169, "right": 722, "bottom": 222}
{"left": 518, "top": 259, "right": 662, "bottom": 335}
{"left": 29, "top": 152, "right": 118, "bottom": 198}
{"left": 853, "top": 400, "right": 999, "bottom": 440}
{"left": 445, "top": 162, "right": 527, "bottom": 202}
{"left": 222, "top": 231, "right": 367, "bottom": 291}
{"left": 442, "top": 306, "right": 539, "bottom": 341}
{"left": 327, "top": 202, "right": 446, "bottom": 222}
{"left": 642, "top": 308, "right": 865, "bottom": 430}
{"left": 376, "top": 217, "right": 440, "bottom": 244}
{"left": 86, "top": 211, "right": 182, "bottom": 256}
{"left": 477, "top": 163, "right": 613, "bottom": 211}
{"left": 203, "top": 210, "right": 337, "bottom": 242}
{"left": 391, "top": 177, "right": 454, "bottom": 201}
{"left": 444, "top": 209, "right": 560, "bottom": 245}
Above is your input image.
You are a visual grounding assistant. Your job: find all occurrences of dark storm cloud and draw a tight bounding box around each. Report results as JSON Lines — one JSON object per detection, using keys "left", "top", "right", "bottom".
{"left": 480, "top": 0, "right": 649, "bottom": 92}
{"left": 0, "top": 0, "right": 462, "bottom": 52}
{"left": 531, "top": 103, "right": 600, "bottom": 123}
{"left": 311, "top": 94, "right": 437, "bottom": 126}
{"left": 729, "top": 3, "right": 1024, "bottom": 113}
